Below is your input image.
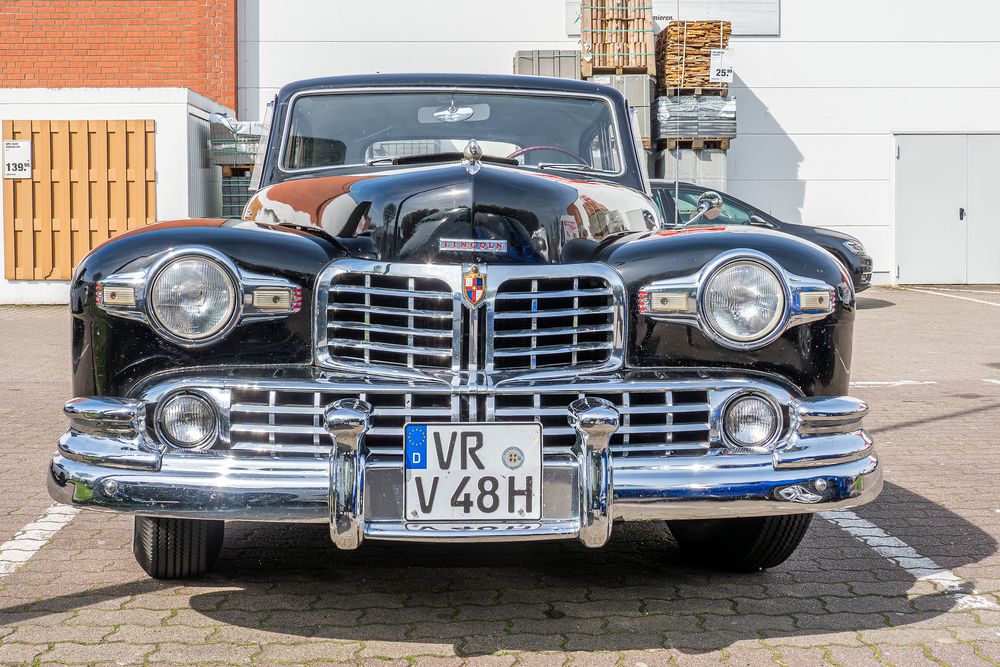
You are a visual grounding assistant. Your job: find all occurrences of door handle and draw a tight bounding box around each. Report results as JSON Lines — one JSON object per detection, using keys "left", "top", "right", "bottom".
{"left": 960, "top": 207, "right": 967, "bottom": 220}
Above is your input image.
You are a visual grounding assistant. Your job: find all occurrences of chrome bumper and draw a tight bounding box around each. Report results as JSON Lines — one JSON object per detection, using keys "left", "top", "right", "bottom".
{"left": 48, "top": 382, "right": 881, "bottom": 546}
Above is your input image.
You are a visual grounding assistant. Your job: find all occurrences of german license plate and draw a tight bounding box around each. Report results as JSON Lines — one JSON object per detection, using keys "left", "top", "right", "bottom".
{"left": 403, "top": 423, "right": 542, "bottom": 522}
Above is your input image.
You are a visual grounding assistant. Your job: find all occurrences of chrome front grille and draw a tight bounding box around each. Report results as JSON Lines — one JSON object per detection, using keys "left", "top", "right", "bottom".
{"left": 323, "top": 270, "right": 456, "bottom": 373}
{"left": 490, "top": 276, "right": 616, "bottom": 372}
{"left": 229, "top": 387, "right": 455, "bottom": 457}
{"left": 316, "top": 260, "right": 625, "bottom": 381}
{"left": 227, "top": 385, "right": 711, "bottom": 459}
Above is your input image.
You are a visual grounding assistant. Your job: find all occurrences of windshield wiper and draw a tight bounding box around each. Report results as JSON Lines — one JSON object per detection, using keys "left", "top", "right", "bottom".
{"left": 367, "top": 152, "right": 519, "bottom": 167}
{"left": 365, "top": 152, "right": 459, "bottom": 166}
{"left": 536, "top": 163, "right": 617, "bottom": 175}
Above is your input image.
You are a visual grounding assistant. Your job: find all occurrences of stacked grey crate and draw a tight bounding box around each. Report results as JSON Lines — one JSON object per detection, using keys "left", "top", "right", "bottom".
{"left": 209, "top": 117, "right": 263, "bottom": 218}
{"left": 513, "top": 50, "right": 582, "bottom": 80}
{"left": 589, "top": 74, "right": 656, "bottom": 148}
{"left": 654, "top": 95, "right": 737, "bottom": 140}
{"left": 209, "top": 119, "right": 264, "bottom": 166}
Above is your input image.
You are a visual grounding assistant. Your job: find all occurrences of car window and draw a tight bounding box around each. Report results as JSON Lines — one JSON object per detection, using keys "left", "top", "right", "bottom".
{"left": 283, "top": 92, "right": 622, "bottom": 171}
{"left": 658, "top": 188, "right": 754, "bottom": 226}
{"left": 650, "top": 188, "right": 670, "bottom": 220}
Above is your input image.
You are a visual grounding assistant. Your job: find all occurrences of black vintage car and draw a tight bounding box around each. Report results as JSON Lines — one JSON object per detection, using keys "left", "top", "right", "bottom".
{"left": 49, "top": 74, "right": 880, "bottom": 578}
{"left": 650, "top": 180, "right": 874, "bottom": 291}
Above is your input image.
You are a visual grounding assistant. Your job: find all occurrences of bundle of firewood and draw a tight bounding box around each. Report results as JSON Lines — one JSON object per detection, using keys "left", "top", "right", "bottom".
{"left": 580, "top": 0, "right": 656, "bottom": 77}
{"left": 656, "top": 20, "right": 732, "bottom": 90}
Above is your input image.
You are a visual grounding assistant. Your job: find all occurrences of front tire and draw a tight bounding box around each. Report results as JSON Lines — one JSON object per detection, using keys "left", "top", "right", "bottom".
{"left": 668, "top": 514, "right": 812, "bottom": 572}
{"left": 132, "top": 516, "right": 224, "bottom": 579}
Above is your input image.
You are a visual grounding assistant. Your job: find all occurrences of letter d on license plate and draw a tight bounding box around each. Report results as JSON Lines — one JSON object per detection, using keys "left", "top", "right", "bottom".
{"left": 404, "top": 423, "right": 542, "bottom": 522}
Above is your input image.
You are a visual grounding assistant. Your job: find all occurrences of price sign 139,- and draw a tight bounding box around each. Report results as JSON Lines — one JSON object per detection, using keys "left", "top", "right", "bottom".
{"left": 3, "top": 141, "right": 32, "bottom": 179}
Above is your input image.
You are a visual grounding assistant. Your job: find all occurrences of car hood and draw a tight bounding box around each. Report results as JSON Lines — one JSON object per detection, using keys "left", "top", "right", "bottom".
{"left": 780, "top": 220, "right": 863, "bottom": 249}
{"left": 244, "top": 162, "right": 659, "bottom": 264}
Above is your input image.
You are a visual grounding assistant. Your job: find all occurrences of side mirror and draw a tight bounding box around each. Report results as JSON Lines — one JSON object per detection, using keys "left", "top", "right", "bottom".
{"left": 749, "top": 214, "right": 773, "bottom": 228}
{"left": 684, "top": 191, "right": 724, "bottom": 226}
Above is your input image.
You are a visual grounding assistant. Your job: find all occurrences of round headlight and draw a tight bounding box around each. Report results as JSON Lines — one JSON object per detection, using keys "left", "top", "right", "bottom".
{"left": 149, "top": 256, "right": 237, "bottom": 342}
{"left": 703, "top": 260, "right": 785, "bottom": 344}
{"left": 723, "top": 394, "right": 779, "bottom": 449}
{"left": 159, "top": 393, "right": 218, "bottom": 449}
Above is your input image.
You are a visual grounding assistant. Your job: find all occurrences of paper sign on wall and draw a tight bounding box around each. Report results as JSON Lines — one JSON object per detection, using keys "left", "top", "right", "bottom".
{"left": 709, "top": 49, "right": 734, "bottom": 83}
{"left": 3, "top": 141, "right": 32, "bottom": 179}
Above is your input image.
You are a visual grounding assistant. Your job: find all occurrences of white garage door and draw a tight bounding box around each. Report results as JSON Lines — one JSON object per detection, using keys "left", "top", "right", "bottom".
{"left": 895, "top": 135, "right": 1000, "bottom": 284}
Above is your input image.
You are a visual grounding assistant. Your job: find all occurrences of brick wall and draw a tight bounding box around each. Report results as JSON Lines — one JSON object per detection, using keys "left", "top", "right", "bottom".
{"left": 0, "top": 0, "right": 237, "bottom": 110}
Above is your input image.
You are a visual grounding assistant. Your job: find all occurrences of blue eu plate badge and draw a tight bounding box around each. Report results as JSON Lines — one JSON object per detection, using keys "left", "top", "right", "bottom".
{"left": 405, "top": 425, "right": 428, "bottom": 469}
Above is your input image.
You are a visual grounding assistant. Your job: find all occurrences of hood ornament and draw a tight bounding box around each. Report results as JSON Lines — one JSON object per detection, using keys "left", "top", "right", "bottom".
{"left": 463, "top": 139, "right": 483, "bottom": 175}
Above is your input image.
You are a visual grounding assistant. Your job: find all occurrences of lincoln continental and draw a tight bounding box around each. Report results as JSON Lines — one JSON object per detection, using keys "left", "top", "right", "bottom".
{"left": 49, "top": 74, "right": 880, "bottom": 578}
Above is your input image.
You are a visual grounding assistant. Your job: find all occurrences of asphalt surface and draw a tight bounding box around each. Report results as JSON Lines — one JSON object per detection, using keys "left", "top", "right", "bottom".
{"left": 1, "top": 285, "right": 999, "bottom": 666}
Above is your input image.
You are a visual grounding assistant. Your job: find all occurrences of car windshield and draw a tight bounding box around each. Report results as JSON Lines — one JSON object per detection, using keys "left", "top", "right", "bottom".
{"left": 282, "top": 91, "right": 622, "bottom": 173}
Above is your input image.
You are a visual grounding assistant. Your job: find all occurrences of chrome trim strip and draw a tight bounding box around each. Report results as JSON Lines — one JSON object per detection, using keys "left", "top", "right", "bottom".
{"left": 363, "top": 520, "right": 581, "bottom": 542}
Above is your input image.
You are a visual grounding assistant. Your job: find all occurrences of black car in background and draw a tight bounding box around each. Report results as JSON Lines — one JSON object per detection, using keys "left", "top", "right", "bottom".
{"left": 651, "top": 180, "right": 873, "bottom": 291}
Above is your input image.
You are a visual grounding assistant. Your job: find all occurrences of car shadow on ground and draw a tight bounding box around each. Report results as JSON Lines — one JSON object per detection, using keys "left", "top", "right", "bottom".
{"left": 856, "top": 295, "right": 895, "bottom": 310}
{"left": 0, "top": 482, "right": 993, "bottom": 656}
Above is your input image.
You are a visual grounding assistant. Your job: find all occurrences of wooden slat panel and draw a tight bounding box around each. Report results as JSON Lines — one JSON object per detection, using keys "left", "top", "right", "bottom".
{"left": 145, "top": 119, "right": 156, "bottom": 222}
{"left": 90, "top": 120, "right": 110, "bottom": 248}
{"left": 107, "top": 120, "right": 128, "bottom": 238}
{"left": 33, "top": 121, "right": 53, "bottom": 279}
{"left": 52, "top": 120, "right": 73, "bottom": 280}
{"left": 69, "top": 120, "right": 91, "bottom": 269}
{"left": 126, "top": 120, "right": 145, "bottom": 230}
{"left": 3, "top": 121, "right": 14, "bottom": 280}
{"left": 2, "top": 118, "right": 158, "bottom": 281}
{"left": 13, "top": 121, "right": 35, "bottom": 280}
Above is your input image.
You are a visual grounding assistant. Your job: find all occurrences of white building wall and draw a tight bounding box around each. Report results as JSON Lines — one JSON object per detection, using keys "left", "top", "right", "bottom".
{"left": 0, "top": 88, "right": 232, "bottom": 304}
{"left": 725, "top": 0, "right": 1000, "bottom": 284}
{"left": 238, "top": 0, "right": 1000, "bottom": 285}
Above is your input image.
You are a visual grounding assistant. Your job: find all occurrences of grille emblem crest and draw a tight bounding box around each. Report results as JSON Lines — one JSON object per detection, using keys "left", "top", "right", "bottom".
{"left": 463, "top": 265, "right": 486, "bottom": 308}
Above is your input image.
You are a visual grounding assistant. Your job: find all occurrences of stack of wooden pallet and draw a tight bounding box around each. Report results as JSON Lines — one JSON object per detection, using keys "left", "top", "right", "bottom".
{"left": 580, "top": 0, "right": 656, "bottom": 77}
{"left": 655, "top": 20, "right": 732, "bottom": 93}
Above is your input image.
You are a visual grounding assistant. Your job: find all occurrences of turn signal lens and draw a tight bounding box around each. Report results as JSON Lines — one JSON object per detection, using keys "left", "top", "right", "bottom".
{"left": 704, "top": 261, "right": 785, "bottom": 343}
{"left": 159, "top": 394, "right": 217, "bottom": 449}
{"left": 723, "top": 394, "right": 779, "bottom": 449}
{"left": 149, "top": 257, "right": 237, "bottom": 341}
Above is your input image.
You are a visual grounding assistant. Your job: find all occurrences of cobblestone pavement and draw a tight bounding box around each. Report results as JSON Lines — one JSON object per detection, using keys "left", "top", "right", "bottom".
{"left": 1, "top": 286, "right": 999, "bottom": 666}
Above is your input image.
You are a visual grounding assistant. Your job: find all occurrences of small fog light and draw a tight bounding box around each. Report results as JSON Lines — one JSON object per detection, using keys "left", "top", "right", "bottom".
{"left": 159, "top": 393, "right": 217, "bottom": 449}
{"left": 723, "top": 393, "right": 779, "bottom": 449}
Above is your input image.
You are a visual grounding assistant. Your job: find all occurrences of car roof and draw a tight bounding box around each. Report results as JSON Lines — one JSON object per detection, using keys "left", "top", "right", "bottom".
{"left": 277, "top": 73, "right": 626, "bottom": 104}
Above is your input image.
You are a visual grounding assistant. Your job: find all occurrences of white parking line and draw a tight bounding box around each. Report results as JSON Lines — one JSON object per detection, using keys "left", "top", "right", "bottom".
{"left": 0, "top": 504, "right": 79, "bottom": 578}
{"left": 850, "top": 380, "right": 936, "bottom": 387}
{"left": 984, "top": 379, "right": 1000, "bottom": 386}
{"left": 822, "top": 510, "right": 998, "bottom": 610}
{"left": 901, "top": 287, "right": 1000, "bottom": 308}
{"left": 921, "top": 287, "right": 1000, "bottom": 295}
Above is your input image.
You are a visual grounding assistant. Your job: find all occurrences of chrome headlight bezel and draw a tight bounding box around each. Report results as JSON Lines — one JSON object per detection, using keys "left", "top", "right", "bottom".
{"left": 719, "top": 389, "right": 784, "bottom": 451}
{"left": 95, "top": 245, "right": 303, "bottom": 348}
{"left": 145, "top": 249, "right": 242, "bottom": 347}
{"left": 154, "top": 390, "right": 220, "bottom": 450}
{"left": 638, "top": 249, "right": 837, "bottom": 351}
{"left": 699, "top": 257, "right": 788, "bottom": 348}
